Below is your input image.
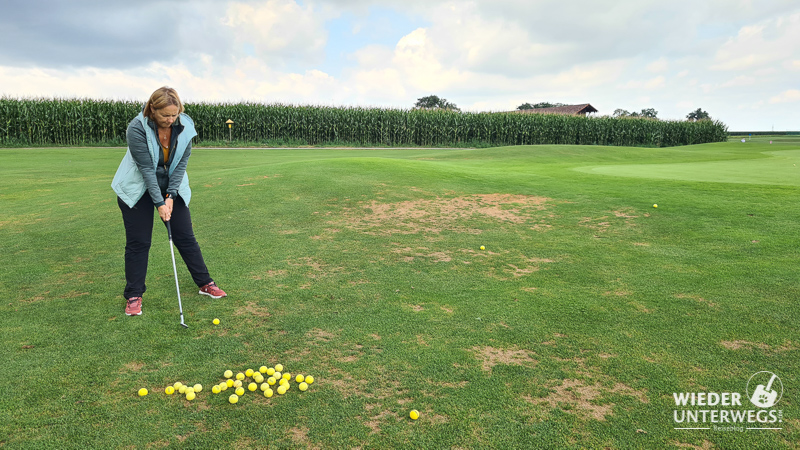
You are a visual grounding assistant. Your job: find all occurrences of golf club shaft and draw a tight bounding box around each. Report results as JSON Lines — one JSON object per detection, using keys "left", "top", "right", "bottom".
{"left": 166, "top": 221, "right": 188, "bottom": 328}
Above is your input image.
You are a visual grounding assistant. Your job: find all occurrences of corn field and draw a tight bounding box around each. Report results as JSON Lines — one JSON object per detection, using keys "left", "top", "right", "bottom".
{"left": 0, "top": 97, "right": 728, "bottom": 148}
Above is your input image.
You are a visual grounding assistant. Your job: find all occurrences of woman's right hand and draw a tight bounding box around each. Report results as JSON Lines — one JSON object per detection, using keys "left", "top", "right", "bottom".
{"left": 158, "top": 201, "right": 173, "bottom": 222}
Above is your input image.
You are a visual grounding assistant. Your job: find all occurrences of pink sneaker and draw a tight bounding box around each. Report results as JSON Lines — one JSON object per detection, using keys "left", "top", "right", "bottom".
{"left": 125, "top": 297, "right": 142, "bottom": 316}
{"left": 199, "top": 282, "right": 227, "bottom": 299}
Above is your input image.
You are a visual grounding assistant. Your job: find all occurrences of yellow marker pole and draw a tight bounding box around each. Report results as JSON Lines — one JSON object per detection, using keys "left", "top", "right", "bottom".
{"left": 226, "top": 119, "right": 234, "bottom": 142}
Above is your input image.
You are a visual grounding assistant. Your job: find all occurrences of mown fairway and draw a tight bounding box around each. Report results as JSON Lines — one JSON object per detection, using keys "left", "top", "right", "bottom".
{"left": 1, "top": 141, "right": 798, "bottom": 448}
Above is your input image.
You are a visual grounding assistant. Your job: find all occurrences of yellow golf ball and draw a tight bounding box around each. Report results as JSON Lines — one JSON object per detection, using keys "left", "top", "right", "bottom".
{"left": 233, "top": 380, "right": 242, "bottom": 388}
{"left": 409, "top": 410, "right": 420, "bottom": 420}
{"left": 165, "top": 386, "right": 175, "bottom": 395}
{"left": 224, "top": 370, "right": 233, "bottom": 379}
{"left": 235, "top": 387, "right": 245, "bottom": 396}
{"left": 267, "top": 377, "right": 276, "bottom": 385}
{"left": 179, "top": 385, "right": 187, "bottom": 394}
{"left": 185, "top": 387, "right": 194, "bottom": 395}
{"left": 219, "top": 383, "right": 228, "bottom": 391}
{"left": 264, "top": 388, "right": 274, "bottom": 398}
{"left": 226, "top": 379, "right": 234, "bottom": 388}
{"left": 305, "top": 375, "right": 314, "bottom": 384}
{"left": 228, "top": 394, "right": 239, "bottom": 404}
{"left": 282, "top": 373, "right": 292, "bottom": 381}
{"left": 277, "top": 385, "right": 287, "bottom": 395}
{"left": 295, "top": 374, "right": 305, "bottom": 383}
{"left": 185, "top": 391, "right": 196, "bottom": 401}
{"left": 274, "top": 364, "right": 284, "bottom": 372}
{"left": 266, "top": 368, "right": 275, "bottom": 376}
{"left": 245, "top": 369, "right": 254, "bottom": 377}
{"left": 212, "top": 385, "right": 221, "bottom": 394}
{"left": 254, "top": 374, "right": 264, "bottom": 384}
{"left": 299, "top": 382, "right": 308, "bottom": 391}
{"left": 259, "top": 366, "right": 268, "bottom": 374}
{"left": 273, "top": 371, "right": 281, "bottom": 380}
{"left": 653, "top": 204, "right": 658, "bottom": 208}
{"left": 279, "top": 379, "right": 288, "bottom": 387}
{"left": 138, "top": 388, "right": 148, "bottom": 397}
{"left": 174, "top": 381, "right": 183, "bottom": 389}
{"left": 193, "top": 384, "right": 202, "bottom": 393}
{"left": 248, "top": 382, "right": 258, "bottom": 392}
{"left": 260, "top": 383, "right": 269, "bottom": 391}
{"left": 212, "top": 318, "right": 220, "bottom": 325}
{"left": 480, "top": 245, "right": 485, "bottom": 250}
{"left": 236, "top": 372, "right": 245, "bottom": 381}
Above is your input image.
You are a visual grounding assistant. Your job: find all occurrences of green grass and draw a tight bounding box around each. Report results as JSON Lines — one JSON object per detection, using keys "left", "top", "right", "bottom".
{"left": 1, "top": 143, "right": 798, "bottom": 448}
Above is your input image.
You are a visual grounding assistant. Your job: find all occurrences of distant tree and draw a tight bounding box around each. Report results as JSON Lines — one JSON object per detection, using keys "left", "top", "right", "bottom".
{"left": 517, "top": 102, "right": 567, "bottom": 110}
{"left": 613, "top": 109, "right": 630, "bottom": 118}
{"left": 415, "top": 95, "right": 460, "bottom": 111}
{"left": 640, "top": 108, "right": 658, "bottom": 119}
{"left": 686, "top": 108, "right": 711, "bottom": 121}
{"left": 613, "top": 108, "right": 658, "bottom": 119}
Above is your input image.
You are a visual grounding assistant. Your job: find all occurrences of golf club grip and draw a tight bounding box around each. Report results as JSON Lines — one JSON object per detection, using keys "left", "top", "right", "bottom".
{"left": 166, "top": 220, "right": 172, "bottom": 240}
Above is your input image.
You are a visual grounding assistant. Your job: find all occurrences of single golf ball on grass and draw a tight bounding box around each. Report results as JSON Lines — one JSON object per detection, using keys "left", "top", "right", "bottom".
{"left": 264, "top": 388, "right": 274, "bottom": 398}
{"left": 279, "top": 379, "right": 288, "bottom": 387}
{"left": 226, "top": 379, "right": 234, "bottom": 388}
{"left": 212, "top": 318, "right": 220, "bottom": 325}
{"left": 245, "top": 369, "right": 254, "bottom": 377}
{"left": 277, "top": 385, "right": 287, "bottom": 395}
{"left": 224, "top": 370, "right": 233, "bottom": 379}
{"left": 233, "top": 380, "right": 242, "bottom": 388}
{"left": 260, "top": 383, "right": 269, "bottom": 392}
{"left": 267, "top": 377, "right": 277, "bottom": 385}
{"left": 165, "top": 386, "right": 175, "bottom": 395}
{"left": 212, "top": 385, "right": 221, "bottom": 394}
{"left": 138, "top": 388, "right": 148, "bottom": 397}
{"left": 480, "top": 246, "right": 485, "bottom": 250}
{"left": 185, "top": 391, "right": 196, "bottom": 401}
{"left": 174, "top": 381, "right": 183, "bottom": 389}
{"left": 282, "top": 373, "right": 292, "bottom": 381}
{"left": 179, "top": 385, "right": 187, "bottom": 394}
{"left": 185, "top": 387, "right": 194, "bottom": 395}
{"left": 295, "top": 374, "right": 305, "bottom": 383}
{"left": 305, "top": 375, "right": 314, "bottom": 384}
{"left": 299, "top": 382, "right": 308, "bottom": 391}
{"left": 248, "top": 382, "right": 258, "bottom": 392}
{"left": 274, "top": 364, "right": 284, "bottom": 372}
{"left": 653, "top": 204, "right": 658, "bottom": 208}
{"left": 266, "top": 368, "right": 275, "bottom": 376}
{"left": 236, "top": 372, "right": 245, "bottom": 381}
{"left": 273, "top": 371, "right": 281, "bottom": 380}
{"left": 409, "top": 410, "right": 420, "bottom": 420}
{"left": 259, "top": 366, "right": 268, "bottom": 374}
{"left": 235, "top": 387, "right": 245, "bottom": 396}
{"left": 193, "top": 384, "right": 202, "bottom": 393}
{"left": 229, "top": 394, "right": 239, "bottom": 404}
{"left": 219, "top": 383, "right": 228, "bottom": 391}
{"left": 254, "top": 374, "right": 264, "bottom": 384}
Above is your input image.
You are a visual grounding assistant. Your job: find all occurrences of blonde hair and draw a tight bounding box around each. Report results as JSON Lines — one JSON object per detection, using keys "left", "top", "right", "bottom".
{"left": 143, "top": 86, "right": 184, "bottom": 119}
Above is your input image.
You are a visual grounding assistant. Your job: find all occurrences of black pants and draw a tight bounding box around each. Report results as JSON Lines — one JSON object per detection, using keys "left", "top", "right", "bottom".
{"left": 118, "top": 195, "right": 213, "bottom": 299}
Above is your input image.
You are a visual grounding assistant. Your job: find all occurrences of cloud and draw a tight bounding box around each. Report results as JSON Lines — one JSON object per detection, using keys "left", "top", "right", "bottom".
{"left": 711, "top": 12, "right": 800, "bottom": 71}
{"left": 769, "top": 89, "right": 800, "bottom": 104}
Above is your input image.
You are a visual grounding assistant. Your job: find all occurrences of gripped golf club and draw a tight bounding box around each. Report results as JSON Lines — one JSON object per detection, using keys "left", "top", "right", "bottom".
{"left": 166, "top": 220, "right": 188, "bottom": 328}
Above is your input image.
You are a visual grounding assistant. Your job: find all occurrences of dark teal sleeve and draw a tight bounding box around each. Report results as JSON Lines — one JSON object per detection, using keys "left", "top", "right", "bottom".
{"left": 126, "top": 119, "right": 166, "bottom": 207}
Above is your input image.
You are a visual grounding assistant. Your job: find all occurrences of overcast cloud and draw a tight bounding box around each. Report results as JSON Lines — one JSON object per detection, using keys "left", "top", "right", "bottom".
{"left": 1, "top": 0, "right": 798, "bottom": 129}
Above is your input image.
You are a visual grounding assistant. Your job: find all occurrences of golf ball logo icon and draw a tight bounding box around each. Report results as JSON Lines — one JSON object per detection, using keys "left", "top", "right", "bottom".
{"left": 746, "top": 371, "right": 783, "bottom": 408}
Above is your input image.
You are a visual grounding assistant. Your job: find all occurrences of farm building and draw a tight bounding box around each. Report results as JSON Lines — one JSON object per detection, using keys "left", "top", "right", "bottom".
{"left": 515, "top": 104, "right": 598, "bottom": 116}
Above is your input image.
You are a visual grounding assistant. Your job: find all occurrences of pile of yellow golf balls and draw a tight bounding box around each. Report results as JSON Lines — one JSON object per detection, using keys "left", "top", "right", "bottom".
{"left": 213, "top": 363, "right": 315, "bottom": 404}
{"left": 136, "top": 363, "right": 315, "bottom": 405}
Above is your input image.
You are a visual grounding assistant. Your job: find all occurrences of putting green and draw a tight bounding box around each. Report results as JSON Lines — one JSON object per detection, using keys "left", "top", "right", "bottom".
{"left": 576, "top": 150, "right": 800, "bottom": 186}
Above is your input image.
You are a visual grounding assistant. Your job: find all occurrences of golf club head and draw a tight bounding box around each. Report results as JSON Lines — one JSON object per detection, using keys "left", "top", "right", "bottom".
{"left": 180, "top": 323, "right": 189, "bottom": 328}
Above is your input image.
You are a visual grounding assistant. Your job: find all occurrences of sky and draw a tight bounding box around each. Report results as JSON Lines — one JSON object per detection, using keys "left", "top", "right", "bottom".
{"left": 2, "top": 0, "right": 799, "bottom": 130}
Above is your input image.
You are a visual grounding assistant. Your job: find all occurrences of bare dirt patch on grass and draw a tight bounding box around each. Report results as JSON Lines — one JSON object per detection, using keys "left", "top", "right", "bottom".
{"left": 233, "top": 301, "right": 271, "bottom": 318}
{"left": 342, "top": 194, "right": 551, "bottom": 235}
{"left": 528, "top": 378, "right": 648, "bottom": 422}
{"left": 472, "top": 346, "right": 537, "bottom": 374}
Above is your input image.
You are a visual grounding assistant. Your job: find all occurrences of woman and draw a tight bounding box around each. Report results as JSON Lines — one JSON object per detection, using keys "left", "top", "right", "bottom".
{"left": 112, "top": 87, "right": 226, "bottom": 316}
